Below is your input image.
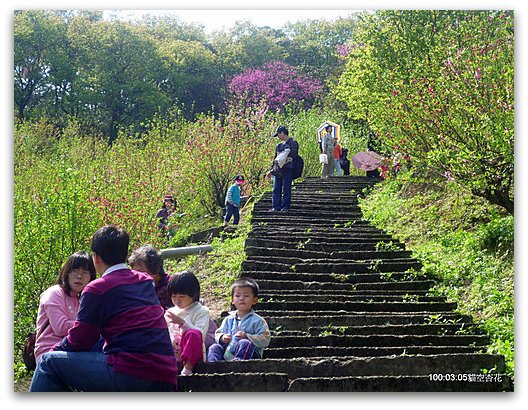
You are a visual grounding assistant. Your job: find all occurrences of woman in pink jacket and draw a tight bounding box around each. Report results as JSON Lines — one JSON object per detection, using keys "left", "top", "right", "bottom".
{"left": 34, "top": 251, "right": 96, "bottom": 364}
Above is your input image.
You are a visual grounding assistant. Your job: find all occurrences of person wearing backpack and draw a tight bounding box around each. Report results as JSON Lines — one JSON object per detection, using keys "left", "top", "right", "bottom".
{"left": 265, "top": 125, "right": 300, "bottom": 212}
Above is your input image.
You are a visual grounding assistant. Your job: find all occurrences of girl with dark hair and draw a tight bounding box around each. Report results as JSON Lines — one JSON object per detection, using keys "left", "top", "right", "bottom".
{"left": 165, "top": 271, "right": 211, "bottom": 376}
{"left": 33, "top": 251, "right": 96, "bottom": 364}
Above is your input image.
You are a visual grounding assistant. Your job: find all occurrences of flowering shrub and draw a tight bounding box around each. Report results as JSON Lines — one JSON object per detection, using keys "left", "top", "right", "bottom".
{"left": 228, "top": 61, "right": 323, "bottom": 111}
{"left": 337, "top": 11, "right": 514, "bottom": 214}
{"left": 178, "top": 101, "right": 278, "bottom": 216}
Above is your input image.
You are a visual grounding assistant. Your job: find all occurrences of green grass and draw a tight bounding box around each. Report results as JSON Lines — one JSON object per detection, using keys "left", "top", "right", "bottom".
{"left": 359, "top": 170, "right": 514, "bottom": 378}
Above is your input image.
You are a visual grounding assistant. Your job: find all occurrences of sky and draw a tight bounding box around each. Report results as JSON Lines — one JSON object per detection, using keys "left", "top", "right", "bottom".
{"left": 102, "top": 9, "right": 360, "bottom": 34}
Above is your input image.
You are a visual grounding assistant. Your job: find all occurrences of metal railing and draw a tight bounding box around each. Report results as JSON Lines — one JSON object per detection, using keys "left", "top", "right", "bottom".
{"left": 160, "top": 245, "right": 213, "bottom": 260}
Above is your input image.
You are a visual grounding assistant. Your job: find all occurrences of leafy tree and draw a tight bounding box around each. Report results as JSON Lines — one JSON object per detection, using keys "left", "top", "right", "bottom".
{"left": 283, "top": 16, "right": 359, "bottom": 84}
{"left": 336, "top": 10, "right": 514, "bottom": 214}
{"left": 212, "top": 21, "right": 286, "bottom": 71}
{"left": 156, "top": 37, "right": 223, "bottom": 119}
{"left": 179, "top": 101, "right": 277, "bottom": 217}
{"left": 67, "top": 17, "right": 168, "bottom": 143}
{"left": 14, "top": 11, "right": 73, "bottom": 121}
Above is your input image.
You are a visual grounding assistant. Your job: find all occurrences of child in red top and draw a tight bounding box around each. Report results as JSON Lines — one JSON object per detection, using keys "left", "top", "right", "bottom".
{"left": 334, "top": 143, "right": 343, "bottom": 176}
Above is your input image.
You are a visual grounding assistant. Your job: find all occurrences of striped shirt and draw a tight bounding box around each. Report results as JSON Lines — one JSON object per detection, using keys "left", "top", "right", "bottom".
{"left": 54, "top": 266, "right": 177, "bottom": 386}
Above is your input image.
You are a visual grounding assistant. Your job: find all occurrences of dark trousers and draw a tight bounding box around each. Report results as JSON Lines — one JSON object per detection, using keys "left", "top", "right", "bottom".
{"left": 224, "top": 203, "right": 240, "bottom": 225}
{"left": 272, "top": 168, "right": 294, "bottom": 211}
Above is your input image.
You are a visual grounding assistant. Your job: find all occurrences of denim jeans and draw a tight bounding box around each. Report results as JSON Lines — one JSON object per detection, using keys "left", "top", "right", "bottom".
{"left": 224, "top": 202, "right": 240, "bottom": 225}
{"left": 272, "top": 168, "right": 294, "bottom": 210}
{"left": 29, "top": 351, "right": 175, "bottom": 392}
{"left": 334, "top": 158, "right": 343, "bottom": 176}
{"left": 207, "top": 339, "right": 261, "bottom": 362}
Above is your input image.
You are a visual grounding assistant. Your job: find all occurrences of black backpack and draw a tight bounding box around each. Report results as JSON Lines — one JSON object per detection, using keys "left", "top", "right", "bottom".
{"left": 22, "top": 332, "right": 37, "bottom": 371}
{"left": 293, "top": 155, "right": 304, "bottom": 180}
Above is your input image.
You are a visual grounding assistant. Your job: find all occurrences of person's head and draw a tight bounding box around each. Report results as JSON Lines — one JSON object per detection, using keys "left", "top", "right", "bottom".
{"left": 272, "top": 125, "right": 289, "bottom": 141}
{"left": 167, "top": 270, "right": 200, "bottom": 309}
{"left": 128, "top": 244, "right": 163, "bottom": 280}
{"left": 58, "top": 251, "right": 97, "bottom": 297}
{"left": 230, "top": 277, "right": 259, "bottom": 315}
{"left": 325, "top": 125, "right": 333, "bottom": 134}
{"left": 90, "top": 225, "right": 129, "bottom": 271}
{"left": 163, "top": 195, "right": 175, "bottom": 209}
{"left": 234, "top": 174, "right": 246, "bottom": 185}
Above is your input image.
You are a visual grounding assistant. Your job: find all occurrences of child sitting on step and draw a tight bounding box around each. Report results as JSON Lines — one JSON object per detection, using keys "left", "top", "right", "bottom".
{"left": 165, "top": 271, "right": 211, "bottom": 376}
{"left": 207, "top": 277, "right": 271, "bottom": 362}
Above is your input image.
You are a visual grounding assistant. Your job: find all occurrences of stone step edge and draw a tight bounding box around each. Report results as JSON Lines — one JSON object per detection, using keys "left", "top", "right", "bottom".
{"left": 287, "top": 375, "right": 512, "bottom": 392}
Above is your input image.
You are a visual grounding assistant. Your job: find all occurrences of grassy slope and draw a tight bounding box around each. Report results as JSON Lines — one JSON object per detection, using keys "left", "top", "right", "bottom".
{"left": 358, "top": 171, "right": 514, "bottom": 378}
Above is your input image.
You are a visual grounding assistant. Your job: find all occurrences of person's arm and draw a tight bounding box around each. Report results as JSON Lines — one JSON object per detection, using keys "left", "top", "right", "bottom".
{"left": 226, "top": 185, "right": 234, "bottom": 205}
{"left": 214, "top": 316, "right": 230, "bottom": 344}
{"left": 321, "top": 135, "right": 327, "bottom": 154}
{"left": 244, "top": 316, "right": 271, "bottom": 348}
{"left": 266, "top": 145, "right": 280, "bottom": 178}
{"left": 288, "top": 139, "right": 299, "bottom": 158}
{"left": 53, "top": 290, "right": 103, "bottom": 352}
{"left": 181, "top": 306, "right": 210, "bottom": 340}
{"left": 42, "top": 290, "right": 77, "bottom": 337}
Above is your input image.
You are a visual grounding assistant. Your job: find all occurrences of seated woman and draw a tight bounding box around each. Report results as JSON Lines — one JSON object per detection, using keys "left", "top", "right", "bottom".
{"left": 34, "top": 251, "right": 97, "bottom": 364}
{"left": 128, "top": 244, "right": 173, "bottom": 309}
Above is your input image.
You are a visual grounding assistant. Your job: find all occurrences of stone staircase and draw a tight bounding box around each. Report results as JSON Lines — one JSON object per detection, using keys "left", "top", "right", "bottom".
{"left": 178, "top": 176, "right": 512, "bottom": 392}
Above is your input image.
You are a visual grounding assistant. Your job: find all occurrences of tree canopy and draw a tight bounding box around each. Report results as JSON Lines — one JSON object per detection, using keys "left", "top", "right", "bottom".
{"left": 336, "top": 10, "right": 514, "bottom": 214}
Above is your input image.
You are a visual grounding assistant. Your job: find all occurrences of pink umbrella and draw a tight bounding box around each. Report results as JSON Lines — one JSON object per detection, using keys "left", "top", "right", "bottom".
{"left": 351, "top": 151, "right": 383, "bottom": 171}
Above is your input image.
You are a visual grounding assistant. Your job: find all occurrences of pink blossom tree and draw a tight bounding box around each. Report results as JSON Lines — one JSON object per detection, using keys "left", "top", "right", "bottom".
{"left": 228, "top": 61, "right": 323, "bottom": 111}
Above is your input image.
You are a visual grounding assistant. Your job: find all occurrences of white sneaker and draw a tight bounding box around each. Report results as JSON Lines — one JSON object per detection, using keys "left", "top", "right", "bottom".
{"left": 180, "top": 368, "right": 193, "bottom": 376}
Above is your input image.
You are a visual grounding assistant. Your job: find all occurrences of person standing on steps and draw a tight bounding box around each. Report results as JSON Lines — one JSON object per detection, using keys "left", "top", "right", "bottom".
{"left": 224, "top": 174, "right": 246, "bottom": 226}
{"left": 334, "top": 140, "right": 343, "bottom": 176}
{"left": 265, "top": 125, "right": 299, "bottom": 212}
{"left": 341, "top": 147, "right": 351, "bottom": 175}
{"left": 321, "top": 124, "right": 336, "bottom": 178}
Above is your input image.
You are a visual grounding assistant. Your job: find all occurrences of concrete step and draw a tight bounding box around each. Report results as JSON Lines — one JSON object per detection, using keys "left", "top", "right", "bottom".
{"left": 245, "top": 246, "right": 413, "bottom": 260}
{"left": 256, "top": 279, "right": 434, "bottom": 292}
{"left": 255, "top": 279, "right": 357, "bottom": 291}
{"left": 305, "top": 323, "right": 483, "bottom": 336}
{"left": 288, "top": 374, "right": 511, "bottom": 392}
{"left": 259, "top": 293, "right": 446, "bottom": 303}
{"left": 255, "top": 198, "right": 360, "bottom": 207}
{"left": 258, "top": 310, "right": 472, "bottom": 330}
{"left": 355, "top": 281, "right": 434, "bottom": 291}
{"left": 248, "top": 232, "right": 395, "bottom": 243}
{"left": 260, "top": 289, "right": 431, "bottom": 297}
{"left": 249, "top": 223, "right": 386, "bottom": 234}
{"left": 244, "top": 270, "right": 420, "bottom": 284}
{"left": 252, "top": 208, "right": 363, "bottom": 219}
{"left": 194, "top": 353, "right": 504, "bottom": 379}
{"left": 251, "top": 219, "right": 374, "bottom": 228}
{"left": 256, "top": 300, "right": 456, "bottom": 313}
{"left": 176, "top": 372, "right": 289, "bottom": 392}
{"left": 263, "top": 313, "right": 474, "bottom": 330}
{"left": 245, "top": 238, "right": 406, "bottom": 252}
{"left": 242, "top": 258, "right": 423, "bottom": 274}
{"left": 264, "top": 346, "right": 483, "bottom": 358}
{"left": 267, "top": 334, "right": 488, "bottom": 348}
{"left": 250, "top": 216, "right": 366, "bottom": 225}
